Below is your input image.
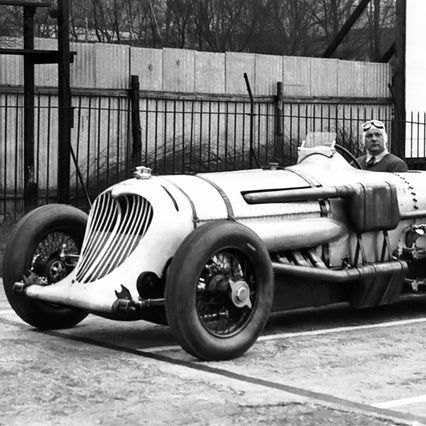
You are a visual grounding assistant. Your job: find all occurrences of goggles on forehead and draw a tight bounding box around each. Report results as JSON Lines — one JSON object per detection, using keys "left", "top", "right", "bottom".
{"left": 362, "top": 120, "right": 385, "bottom": 132}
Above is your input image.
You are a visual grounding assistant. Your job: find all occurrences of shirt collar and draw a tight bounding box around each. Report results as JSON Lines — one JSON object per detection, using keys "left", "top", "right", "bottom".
{"left": 366, "top": 148, "right": 388, "bottom": 163}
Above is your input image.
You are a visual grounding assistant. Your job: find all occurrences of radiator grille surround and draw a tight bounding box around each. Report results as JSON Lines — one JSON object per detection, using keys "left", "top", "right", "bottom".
{"left": 75, "top": 192, "right": 153, "bottom": 284}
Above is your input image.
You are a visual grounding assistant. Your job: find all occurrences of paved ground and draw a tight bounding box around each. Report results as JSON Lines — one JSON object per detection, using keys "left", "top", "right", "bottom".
{"left": 1, "top": 280, "right": 426, "bottom": 425}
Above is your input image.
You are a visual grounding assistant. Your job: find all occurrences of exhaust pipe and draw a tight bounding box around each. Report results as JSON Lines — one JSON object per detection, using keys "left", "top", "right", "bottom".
{"left": 272, "top": 259, "right": 407, "bottom": 283}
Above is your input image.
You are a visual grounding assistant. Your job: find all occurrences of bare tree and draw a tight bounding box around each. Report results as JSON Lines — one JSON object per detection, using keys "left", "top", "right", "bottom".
{"left": 0, "top": 0, "right": 397, "bottom": 61}
{"left": 189, "top": 0, "right": 266, "bottom": 52}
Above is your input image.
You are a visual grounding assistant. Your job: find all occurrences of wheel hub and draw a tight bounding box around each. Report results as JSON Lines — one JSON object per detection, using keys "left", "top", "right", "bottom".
{"left": 46, "top": 259, "right": 68, "bottom": 283}
{"left": 229, "top": 280, "right": 252, "bottom": 309}
{"left": 207, "top": 274, "right": 229, "bottom": 293}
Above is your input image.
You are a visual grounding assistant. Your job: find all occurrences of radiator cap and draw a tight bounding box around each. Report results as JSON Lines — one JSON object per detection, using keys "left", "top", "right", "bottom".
{"left": 134, "top": 166, "right": 152, "bottom": 179}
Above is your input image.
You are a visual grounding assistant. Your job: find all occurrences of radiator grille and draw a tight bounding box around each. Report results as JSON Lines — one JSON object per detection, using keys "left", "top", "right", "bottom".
{"left": 75, "top": 192, "right": 153, "bottom": 284}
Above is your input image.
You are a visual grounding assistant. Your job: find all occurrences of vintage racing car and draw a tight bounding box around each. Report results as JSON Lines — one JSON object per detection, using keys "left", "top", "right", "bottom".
{"left": 3, "top": 133, "right": 426, "bottom": 361}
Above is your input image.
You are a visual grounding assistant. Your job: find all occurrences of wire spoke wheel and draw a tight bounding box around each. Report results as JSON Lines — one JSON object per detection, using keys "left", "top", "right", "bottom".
{"left": 196, "top": 249, "right": 255, "bottom": 337}
{"left": 32, "top": 232, "right": 80, "bottom": 284}
{"left": 3, "top": 204, "right": 89, "bottom": 329}
{"left": 165, "top": 221, "right": 273, "bottom": 361}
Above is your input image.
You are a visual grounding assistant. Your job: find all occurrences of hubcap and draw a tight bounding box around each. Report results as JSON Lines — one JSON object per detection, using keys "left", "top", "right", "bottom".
{"left": 229, "top": 280, "right": 252, "bottom": 309}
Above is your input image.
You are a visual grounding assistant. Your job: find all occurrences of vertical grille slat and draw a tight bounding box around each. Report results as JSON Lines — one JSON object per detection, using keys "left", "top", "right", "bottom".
{"left": 75, "top": 192, "right": 153, "bottom": 284}
{"left": 112, "top": 195, "right": 143, "bottom": 269}
{"left": 77, "top": 193, "right": 119, "bottom": 280}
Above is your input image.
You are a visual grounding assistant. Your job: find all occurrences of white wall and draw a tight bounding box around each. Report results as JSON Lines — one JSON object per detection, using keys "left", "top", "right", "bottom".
{"left": 0, "top": 38, "right": 391, "bottom": 98}
{"left": 406, "top": 0, "right": 426, "bottom": 114}
{"left": 406, "top": 0, "right": 426, "bottom": 156}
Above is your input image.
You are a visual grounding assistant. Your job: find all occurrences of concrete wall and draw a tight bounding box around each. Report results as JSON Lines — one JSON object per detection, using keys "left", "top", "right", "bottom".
{"left": 0, "top": 38, "right": 391, "bottom": 98}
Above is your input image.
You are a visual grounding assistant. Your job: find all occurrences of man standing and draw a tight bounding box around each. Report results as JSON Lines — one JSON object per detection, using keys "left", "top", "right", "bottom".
{"left": 357, "top": 120, "right": 408, "bottom": 172}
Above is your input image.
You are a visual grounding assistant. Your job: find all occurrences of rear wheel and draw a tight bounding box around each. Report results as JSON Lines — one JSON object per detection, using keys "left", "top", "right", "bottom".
{"left": 3, "top": 204, "right": 89, "bottom": 329}
{"left": 165, "top": 221, "right": 273, "bottom": 361}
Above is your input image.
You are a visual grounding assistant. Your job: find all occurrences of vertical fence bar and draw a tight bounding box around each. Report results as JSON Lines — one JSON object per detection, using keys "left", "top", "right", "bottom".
{"left": 74, "top": 96, "right": 82, "bottom": 206}
{"left": 2, "top": 95, "right": 8, "bottom": 217}
{"left": 424, "top": 112, "right": 426, "bottom": 158}
{"left": 208, "top": 100, "right": 212, "bottom": 171}
{"left": 35, "top": 92, "right": 41, "bottom": 203}
{"left": 216, "top": 102, "right": 220, "bottom": 172}
{"left": 86, "top": 96, "right": 92, "bottom": 192}
{"left": 181, "top": 99, "right": 185, "bottom": 173}
{"left": 224, "top": 101, "right": 229, "bottom": 170}
{"left": 45, "top": 96, "right": 51, "bottom": 203}
{"left": 417, "top": 111, "right": 420, "bottom": 158}
{"left": 233, "top": 102, "right": 237, "bottom": 170}
{"left": 154, "top": 99, "right": 158, "bottom": 171}
{"left": 288, "top": 103, "right": 293, "bottom": 163}
{"left": 199, "top": 101, "right": 203, "bottom": 171}
{"left": 106, "top": 96, "right": 111, "bottom": 186}
{"left": 256, "top": 103, "right": 261, "bottom": 163}
{"left": 14, "top": 95, "right": 19, "bottom": 212}
{"left": 242, "top": 102, "right": 246, "bottom": 169}
{"left": 275, "top": 82, "right": 284, "bottom": 163}
{"left": 116, "top": 97, "right": 121, "bottom": 180}
{"left": 144, "top": 98, "right": 149, "bottom": 166}
{"left": 410, "top": 112, "right": 413, "bottom": 157}
{"left": 130, "top": 75, "right": 142, "bottom": 169}
{"left": 163, "top": 99, "right": 167, "bottom": 174}
{"left": 96, "top": 97, "right": 102, "bottom": 188}
{"left": 190, "top": 100, "right": 194, "bottom": 173}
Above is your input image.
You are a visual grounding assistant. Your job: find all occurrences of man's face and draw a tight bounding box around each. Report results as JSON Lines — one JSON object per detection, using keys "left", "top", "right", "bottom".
{"left": 364, "top": 129, "right": 385, "bottom": 156}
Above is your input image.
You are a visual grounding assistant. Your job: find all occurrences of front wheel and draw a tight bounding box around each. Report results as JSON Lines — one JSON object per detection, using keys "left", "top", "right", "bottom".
{"left": 165, "top": 221, "right": 274, "bottom": 361}
{"left": 3, "top": 204, "right": 89, "bottom": 329}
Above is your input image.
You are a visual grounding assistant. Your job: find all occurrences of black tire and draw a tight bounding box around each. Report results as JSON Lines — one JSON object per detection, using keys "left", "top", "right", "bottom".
{"left": 165, "top": 221, "right": 274, "bottom": 361}
{"left": 3, "top": 204, "right": 89, "bottom": 329}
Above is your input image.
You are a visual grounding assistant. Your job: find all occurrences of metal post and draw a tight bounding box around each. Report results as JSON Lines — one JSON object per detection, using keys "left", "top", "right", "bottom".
{"left": 23, "top": 5, "right": 38, "bottom": 212}
{"left": 275, "top": 82, "right": 284, "bottom": 162}
{"left": 57, "top": 0, "right": 71, "bottom": 203}
{"left": 391, "top": 0, "right": 406, "bottom": 158}
{"left": 243, "top": 73, "right": 259, "bottom": 169}
{"left": 130, "top": 75, "right": 142, "bottom": 167}
{"left": 373, "top": 0, "right": 381, "bottom": 61}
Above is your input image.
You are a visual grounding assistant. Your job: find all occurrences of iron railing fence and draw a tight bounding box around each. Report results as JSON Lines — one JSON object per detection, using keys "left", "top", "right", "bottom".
{"left": 3, "top": 88, "right": 423, "bottom": 220}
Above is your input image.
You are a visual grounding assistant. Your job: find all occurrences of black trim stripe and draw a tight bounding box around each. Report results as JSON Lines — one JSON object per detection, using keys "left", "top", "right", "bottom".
{"left": 160, "top": 184, "right": 179, "bottom": 211}
{"left": 161, "top": 178, "right": 199, "bottom": 227}
{"left": 195, "top": 174, "right": 235, "bottom": 220}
